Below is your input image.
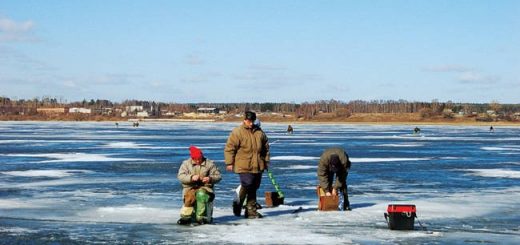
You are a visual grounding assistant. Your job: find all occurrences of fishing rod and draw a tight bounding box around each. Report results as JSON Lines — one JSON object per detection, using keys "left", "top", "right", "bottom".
{"left": 266, "top": 168, "right": 284, "bottom": 198}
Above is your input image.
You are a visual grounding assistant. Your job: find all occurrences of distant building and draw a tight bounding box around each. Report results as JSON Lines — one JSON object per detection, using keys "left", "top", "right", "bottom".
{"left": 442, "top": 109, "right": 454, "bottom": 118}
{"left": 92, "top": 108, "right": 113, "bottom": 115}
{"left": 136, "top": 111, "right": 149, "bottom": 117}
{"left": 162, "top": 110, "right": 182, "bottom": 116}
{"left": 69, "top": 107, "right": 91, "bottom": 114}
{"left": 197, "top": 107, "right": 219, "bottom": 114}
{"left": 486, "top": 110, "right": 496, "bottom": 115}
{"left": 0, "top": 106, "right": 36, "bottom": 115}
{"left": 126, "top": 105, "right": 144, "bottom": 113}
{"left": 37, "top": 107, "right": 69, "bottom": 114}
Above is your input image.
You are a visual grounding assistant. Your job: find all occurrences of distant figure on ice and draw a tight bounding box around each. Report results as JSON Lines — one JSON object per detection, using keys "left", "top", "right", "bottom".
{"left": 413, "top": 127, "right": 421, "bottom": 134}
{"left": 177, "top": 146, "right": 222, "bottom": 225}
{"left": 490, "top": 126, "right": 494, "bottom": 132}
{"left": 287, "top": 125, "right": 294, "bottom": 134}
{"left": 317, "top": 147, "right": 352, "bottom": 211}
{"left": 133, "top": 121, "right": 139, "bottom": 127}
{"left": 225, "top": 111, "right": 270, "bottom": 219}
{"left": 115, "top": 122, "right": 119, "bottom": 128}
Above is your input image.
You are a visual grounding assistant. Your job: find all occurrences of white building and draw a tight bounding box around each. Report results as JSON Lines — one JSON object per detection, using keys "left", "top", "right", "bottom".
{"left": 197, "top": 108, "right": 219, "bottom": 114}
{"left": 136, "top": 111, "right": 149, "bottom": 117}
{"left": 126, "top": 105, "right": 144, "bottom": 112}
{"left": 69, "top": 108, "right": 91, "bottom": 114}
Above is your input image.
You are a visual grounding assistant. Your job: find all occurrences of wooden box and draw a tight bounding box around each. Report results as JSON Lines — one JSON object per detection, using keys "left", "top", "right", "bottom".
{"left": 318, "top": 196, "right": 339, "bottom": 211}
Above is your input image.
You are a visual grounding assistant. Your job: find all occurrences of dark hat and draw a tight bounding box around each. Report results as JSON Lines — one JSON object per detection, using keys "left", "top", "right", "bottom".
{"left": 329, "top": 154, "right": 341, "bottom": 173}
{"left": 244, "top": 111, "right": 256, "bottom": 121}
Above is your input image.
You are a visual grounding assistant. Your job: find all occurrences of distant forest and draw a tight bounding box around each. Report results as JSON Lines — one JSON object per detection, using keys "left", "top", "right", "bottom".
{"left": 1, "top": 96, "right": 519, "bottom": 121}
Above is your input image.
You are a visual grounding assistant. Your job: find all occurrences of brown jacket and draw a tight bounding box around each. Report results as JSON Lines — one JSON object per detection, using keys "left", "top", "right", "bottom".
{"left": 317, "top": 147, "right": 351, "bottom": 192}
{"left": 224, "top": 123, "right": 270, "bottom": 173}
{"left": 177, "top": 158, "right": 222, "bottom": 195}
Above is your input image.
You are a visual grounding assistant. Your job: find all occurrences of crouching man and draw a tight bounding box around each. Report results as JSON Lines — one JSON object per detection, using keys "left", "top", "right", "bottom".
{"left": 317, "top": 147, "right": 352, "bottom": 211}
{"left": 177, "top": 146, "right": 222, "bottom": 225}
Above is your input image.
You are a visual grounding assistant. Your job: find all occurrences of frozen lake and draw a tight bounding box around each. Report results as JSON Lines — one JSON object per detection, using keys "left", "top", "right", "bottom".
{"left": 1, "top": 121, "right": 519, "bottom": 244}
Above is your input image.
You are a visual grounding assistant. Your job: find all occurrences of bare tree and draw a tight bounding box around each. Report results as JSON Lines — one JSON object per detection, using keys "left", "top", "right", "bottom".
{"left": 489, "top": 100, "right": 502, "bottom": 113}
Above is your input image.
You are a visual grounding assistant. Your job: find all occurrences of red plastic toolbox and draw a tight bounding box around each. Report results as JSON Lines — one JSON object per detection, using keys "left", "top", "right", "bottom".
{"left": 385, "top": 204, "right": 416, "bottom": 230}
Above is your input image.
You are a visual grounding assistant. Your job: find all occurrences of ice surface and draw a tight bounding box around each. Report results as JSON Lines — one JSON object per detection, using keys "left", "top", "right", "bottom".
{"left": 352, "top": 157, "right": 431, "bottom": 162}
{"left": 465, "top": 168, "right": 520, "bottom": 179}
{"left": 0, "top": 199, "right": 45, "bottom": 209}
{"left": 278, "top": 165, "right": 317, "bottom": 170}
{"left": 1, "top": 169, "right": 93, "bottom": 178}
{"left": 1, "top": 122, "right": 519, "bottom": 244}
{"left": 481, "top": 146, "right": 520, "bottom": 151}
{"left": 270, "top": 156, "right": 319, "bottom": 161}
{"left": 3, "top": 152, "right": 146, "bottom": 162}
{"left": 375, "top": 143, "right": 426, "bottom": 147}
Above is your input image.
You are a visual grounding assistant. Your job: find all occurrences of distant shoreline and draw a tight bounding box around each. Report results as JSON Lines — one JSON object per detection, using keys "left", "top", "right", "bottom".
{"left": 1, "top": 111, "right": 518, "bottom": 126}
{"left": 1, "top": 118, "right": 518, "bottom": 127}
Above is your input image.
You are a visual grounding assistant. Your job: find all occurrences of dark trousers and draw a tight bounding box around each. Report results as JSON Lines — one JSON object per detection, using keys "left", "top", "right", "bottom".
{"left": 327, "top": 172, "right": 350, "bottom": 208}
{"left": 342, "top": 172, "right": 350, "bottom": 208}
{"left": 239, "top": 173, "right": 262, "bottom": 208}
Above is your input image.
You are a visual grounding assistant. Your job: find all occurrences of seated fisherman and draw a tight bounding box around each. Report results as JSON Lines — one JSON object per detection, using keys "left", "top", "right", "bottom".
{"left": 287, "top": 125, "right": 294, "bottom": 134}
{"left": 177, "top": 146, "right": 222, "bottom": 224}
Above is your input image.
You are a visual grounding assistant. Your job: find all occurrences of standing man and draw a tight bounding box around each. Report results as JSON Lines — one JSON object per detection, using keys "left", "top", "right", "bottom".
{"left": 225, "top": 111, "right": 270, "bottom": 219}
{"left": 317, "top": 147, "right": 352, "bottom": 211}
{"left": 177, "top": 146, "right": 222, "bottom": 224}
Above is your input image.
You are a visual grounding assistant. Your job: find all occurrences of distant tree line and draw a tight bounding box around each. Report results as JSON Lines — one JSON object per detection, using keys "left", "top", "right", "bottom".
{"left": 1, "top": 96, "right": 519, "bottom": 120}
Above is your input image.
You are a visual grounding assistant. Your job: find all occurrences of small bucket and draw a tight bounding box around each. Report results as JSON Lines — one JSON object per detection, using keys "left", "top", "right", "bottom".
{"left": 265, "top": 192, "right": 284, "bottom": 207}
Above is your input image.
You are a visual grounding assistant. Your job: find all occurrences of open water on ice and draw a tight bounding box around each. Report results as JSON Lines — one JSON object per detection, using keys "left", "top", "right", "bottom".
{"left": 0, "top": 121, "right": 519, "bottom": 244}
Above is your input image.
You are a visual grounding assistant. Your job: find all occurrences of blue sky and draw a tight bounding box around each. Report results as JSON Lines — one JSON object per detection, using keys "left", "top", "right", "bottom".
{"left": 1, "top": 1, "right": 519, "bottom": 103}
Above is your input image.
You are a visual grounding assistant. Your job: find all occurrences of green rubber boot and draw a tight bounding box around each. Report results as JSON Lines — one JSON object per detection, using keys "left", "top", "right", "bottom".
{"left": 195, "top": 189, "right": 211, "bottom": 224}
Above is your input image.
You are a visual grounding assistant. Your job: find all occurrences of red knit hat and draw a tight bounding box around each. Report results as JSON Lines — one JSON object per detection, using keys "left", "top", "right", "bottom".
{"left": 189, "top": 146, "right": 203, "bottom": 159}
